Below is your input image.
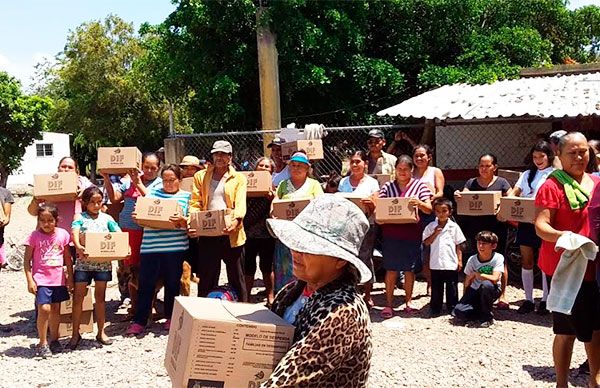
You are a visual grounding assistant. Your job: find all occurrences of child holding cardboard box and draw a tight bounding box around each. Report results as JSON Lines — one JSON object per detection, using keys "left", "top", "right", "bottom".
{"left": 422, "top": 198, "right": 466, "bottom": 316}
{"left": 24, "top": 204, "right": 73, "bottom": 357}
{"left": 70, "top": 187, "right": 122, "bottom": 349}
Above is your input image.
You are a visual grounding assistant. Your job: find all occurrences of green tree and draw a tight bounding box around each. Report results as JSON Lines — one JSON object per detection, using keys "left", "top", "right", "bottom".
{"left": 43, "top": 15, "right": 169, "bottom": 172}
{"left": 141, "top": 0, "right": 599, "bottom": 130}
{"left": 0, "top": 72, "right": 52, "bottom": 187}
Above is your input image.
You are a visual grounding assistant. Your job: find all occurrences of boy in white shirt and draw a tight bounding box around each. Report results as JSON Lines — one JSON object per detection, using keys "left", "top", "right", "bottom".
{"left": 452, "top": 231, "right": 505, "bottom": 328}
{"left": 423, "top": 198, "right": 466, "bottom": 317}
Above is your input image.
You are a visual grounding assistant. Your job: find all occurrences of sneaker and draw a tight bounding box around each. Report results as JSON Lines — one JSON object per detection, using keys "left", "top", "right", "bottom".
{"left": 536, "top": 301, "right": 549, "bottom": 315}
{"left": 49, "top": 340, "right": 63, "bottom": 354}
{"left": 35, "top": 344, "right": 52, "bottom": 358}
{"left": 126, "top": 323, "right": 145, "bottom": 336}
{"left": 517, "top": 300, "right": 535, "bottom": 314}
{"left": 479, "top": 320, "right": 494, "bottom": 328}
{"left": 163, "top": 319, "right": 171, "bottom": 331}
{"left": 578, "top": 360, "right": 590, "bottom": 376}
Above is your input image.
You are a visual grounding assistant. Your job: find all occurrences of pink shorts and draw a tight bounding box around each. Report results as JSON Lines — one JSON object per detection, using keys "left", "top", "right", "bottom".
{"left": 0, "top": 244, "right": 5, "bottom": 266}
{"left": 123, "top": 229, "right": 144, "bottom": 266}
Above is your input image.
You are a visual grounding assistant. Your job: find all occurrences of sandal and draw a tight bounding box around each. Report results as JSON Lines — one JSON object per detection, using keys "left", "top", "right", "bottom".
{"left": 68, "top": 335, "right": 81, "bottom": 350}
{"left": 496, "top": 301, "right": 510, "bottom": 310}
{"left": 380, "top": 307, "right": 393, "bottom": 319}
{"left": 403, "top": 304, "right": 416, "bottom": 313}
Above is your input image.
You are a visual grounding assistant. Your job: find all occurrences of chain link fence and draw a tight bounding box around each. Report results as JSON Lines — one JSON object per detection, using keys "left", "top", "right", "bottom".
{"left": 172, "top": 124, "right": 424, "bottom": 181}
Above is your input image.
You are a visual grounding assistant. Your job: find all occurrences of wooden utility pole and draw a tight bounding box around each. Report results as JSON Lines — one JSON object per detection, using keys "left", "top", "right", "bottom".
{"left": 256, "top": 6, "right": 281, "bottom": 154}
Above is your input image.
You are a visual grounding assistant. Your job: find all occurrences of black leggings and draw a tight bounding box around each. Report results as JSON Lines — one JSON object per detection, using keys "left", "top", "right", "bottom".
{"left": 244, "top": 238, "right": 275, "bottom": 277}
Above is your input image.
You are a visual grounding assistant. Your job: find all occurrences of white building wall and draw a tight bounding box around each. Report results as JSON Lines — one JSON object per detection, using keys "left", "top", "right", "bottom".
{"left": 7, "top": 132, "right": 71, "bottom": 188}
{"left": 435, "top": 120, "right": 552, "bottom": 170}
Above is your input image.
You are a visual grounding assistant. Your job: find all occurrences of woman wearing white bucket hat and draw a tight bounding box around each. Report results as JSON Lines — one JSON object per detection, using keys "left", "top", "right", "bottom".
{"left": 262, "top": 194, "right": 372, "bottom": 388}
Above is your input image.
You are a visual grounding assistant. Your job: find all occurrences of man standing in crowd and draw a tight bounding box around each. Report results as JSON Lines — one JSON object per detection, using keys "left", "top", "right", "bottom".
{"left": 367, "top": 129, "right": 397, "bottom": 175}
{"left": 269, "top": 136, "right": 290, "bottom": 188}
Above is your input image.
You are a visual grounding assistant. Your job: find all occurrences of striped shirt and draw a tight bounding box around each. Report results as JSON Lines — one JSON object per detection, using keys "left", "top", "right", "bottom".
{"left": 379, "top": 179, "right": 432, "bottom": 240}
{"left": 119, "top": 177, "right": 163, "bottom": 230}
{"left": 140, "top": 188, "right": 191, "bottom": 254}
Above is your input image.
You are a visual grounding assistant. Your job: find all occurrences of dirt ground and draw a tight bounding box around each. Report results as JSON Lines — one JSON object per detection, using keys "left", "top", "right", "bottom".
{"left": 0, "top": 197, "right": 593, "bottom": 387}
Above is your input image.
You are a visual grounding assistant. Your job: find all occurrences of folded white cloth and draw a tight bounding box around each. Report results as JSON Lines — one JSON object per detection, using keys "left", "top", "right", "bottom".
{"left": 547, "top": 232, "right": 598, "bottom": 315}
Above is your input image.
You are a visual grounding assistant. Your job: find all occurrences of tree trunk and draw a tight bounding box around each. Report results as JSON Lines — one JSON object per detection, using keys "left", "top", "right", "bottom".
{"left": 0, "top": 165, "right": 9, "bottom": 188}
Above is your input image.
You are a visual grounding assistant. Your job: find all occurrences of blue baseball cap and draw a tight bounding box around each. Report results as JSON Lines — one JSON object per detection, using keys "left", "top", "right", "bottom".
{"left": 289, "top": 152, "right": 310, "bottom": 165}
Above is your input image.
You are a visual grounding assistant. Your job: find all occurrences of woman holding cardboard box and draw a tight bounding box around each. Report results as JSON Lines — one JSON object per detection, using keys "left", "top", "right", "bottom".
{"left": 187, "top": 140, "right": 248, "bottom": 303}
{"left": 243, "top": 157, "right": 277, "bottom": 305}
{"left": 374, "top": 155, "right": 432, "bottom": 318}
{"left": 28, "top": 156, "right": 94, "bottom": 239}
{"left": 507, "top": 141, "right": 554, "bottom": 314}
{"left": 263, "top": 195, "right": 372, "bottom": 387}
{"left": 272, "top": 151, "right": 324, "bottom": 293}
{"left": 454, "top": 153, "right": 512, "bottom": 309}
{"left": 337, "top": 150, "right": 380, "bottom": 308}
{"left": 102, "top": 152, "right": 162, "bottom": 318}
{"left": 126, "top": 164, "right": 190, "bottom": 336}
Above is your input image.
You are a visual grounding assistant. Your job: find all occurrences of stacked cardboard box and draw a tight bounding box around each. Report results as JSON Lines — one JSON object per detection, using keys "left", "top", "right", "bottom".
{"left": 58, "top": 287, "right": 94, "bottom": 338}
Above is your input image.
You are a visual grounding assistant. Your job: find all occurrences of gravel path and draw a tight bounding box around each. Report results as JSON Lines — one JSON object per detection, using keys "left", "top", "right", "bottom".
{"left": 0, "top": 197, "right": 592, "bottom": 387}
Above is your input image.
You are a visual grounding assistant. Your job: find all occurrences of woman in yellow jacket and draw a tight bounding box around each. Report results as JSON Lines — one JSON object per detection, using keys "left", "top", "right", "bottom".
{"left": 188, "top": 140, "right": 248, "bottom": 302}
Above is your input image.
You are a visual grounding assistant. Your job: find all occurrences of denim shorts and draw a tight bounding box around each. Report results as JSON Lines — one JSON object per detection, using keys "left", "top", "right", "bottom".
{"left": 74, "top": 269, "right": 112, "bottom": 284}
{"left": 36, "top": 286, "right": 70, "bottom": 305}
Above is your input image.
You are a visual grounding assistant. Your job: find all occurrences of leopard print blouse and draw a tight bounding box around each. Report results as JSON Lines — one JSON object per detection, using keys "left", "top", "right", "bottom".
{"left": 261, "top": 278, "right": 372, "bottom": 388}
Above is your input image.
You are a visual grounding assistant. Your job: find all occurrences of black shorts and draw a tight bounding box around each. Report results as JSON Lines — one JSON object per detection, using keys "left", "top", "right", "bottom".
{"left": 516, "top": 222, "right": 541, "bottom": 249}
{"left": 552, "top": 280, "right": 600, "bottom": 342}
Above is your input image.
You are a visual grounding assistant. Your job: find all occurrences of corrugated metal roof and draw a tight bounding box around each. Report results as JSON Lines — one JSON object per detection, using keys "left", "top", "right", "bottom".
{"left": 377, "top": 72, "right": 600, "bottom": 120}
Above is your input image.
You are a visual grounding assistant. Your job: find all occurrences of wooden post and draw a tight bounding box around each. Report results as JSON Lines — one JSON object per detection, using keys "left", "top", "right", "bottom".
{"left": 256, "top": 7, "right": 281, "bottom": 155}
{"left": 164, "top": 138, "right": 185, "bottom": 165}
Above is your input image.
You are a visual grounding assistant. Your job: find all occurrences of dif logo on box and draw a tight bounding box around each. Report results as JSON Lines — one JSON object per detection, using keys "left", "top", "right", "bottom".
{"left": 47, "top": 174, "right": 64, "bottom": 191}
{"left": 285, "top": 202, "right": 301, "bottom": 219}
{"left": 468, "top": 194, "right": 483, "bottom": 211}
{"left": 110, "top": 148, "right": 125, "bottom": 164}
{"left": 202, "top": 212, "right": 218, "bottom": 230}
{"left": 387, "top": 198, "right": 406, "bottom": 215}
{"left": 100, "top": 234, "right": 115, "bottom": 252}
{"left": 246, "top": 172, "right": 258, "bottom": 187}
{"left": 510, "top": 200, "right": 524, "bottom": 218}
{"left": 148, "top": 199, "right": 164, "bottom": 216}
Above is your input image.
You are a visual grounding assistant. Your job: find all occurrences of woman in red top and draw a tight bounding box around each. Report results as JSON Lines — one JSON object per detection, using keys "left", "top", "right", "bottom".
{"left": 535, "top": 132, "right": 600, "bottom": 388}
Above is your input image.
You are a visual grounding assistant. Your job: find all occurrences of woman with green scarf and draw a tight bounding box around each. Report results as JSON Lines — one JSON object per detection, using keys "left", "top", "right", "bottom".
{"left": 535, "top": 131, "right": 600, "bottom": 388}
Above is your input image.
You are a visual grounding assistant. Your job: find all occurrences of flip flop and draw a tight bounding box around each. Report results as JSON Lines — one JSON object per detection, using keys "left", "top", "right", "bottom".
{"left": 496, "top": 301, "right": 510, "bottom": 310}
{"left": 380, "top": 307, "right": 393, "bottom": 319}
{"left": 403, "top": 305, "right": 416, "bottom": 313}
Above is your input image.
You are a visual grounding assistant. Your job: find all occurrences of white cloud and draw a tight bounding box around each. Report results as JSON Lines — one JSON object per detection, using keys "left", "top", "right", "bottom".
{"left": 0, "top": 52, "right": 55, "bottom": 92}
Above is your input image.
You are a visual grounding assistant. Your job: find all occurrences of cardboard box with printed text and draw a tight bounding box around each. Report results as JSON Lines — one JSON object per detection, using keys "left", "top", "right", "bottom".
{"left": 499, "top": 197, "right": 536, "bottom": 223}
{"left": 165, "top": 297, "right": 295, "bottom": 388}
{"left": 281, "top": 140, "right": 324, "bottom": 161}
{"left": 33, "top": 172, "right": 78, "bottom": 202}
{"left": 241, "top": 171, "right": 272, "bottom": 197}
{"left": 271, "top": 198, "right": 311, "bottom": 221}
{"left": 97, "top": 147, "right": 142, "bottom": 174}
{"left": 134, "top": 197, "right": 182, "bottom": 229}
{"left": 456, "top": 191, "right": 502, "bottom": 216}
{"left": 375, "top": 197, "right": 418, "bottom": 224}
{"left": 60, "top": 286, "right": 94, "bottom": 315}
{"left": 84, "top": 232, "right": 130, "bottom": 262}
{"left": 189, "top": 209, "right": 232, "bottom": 237}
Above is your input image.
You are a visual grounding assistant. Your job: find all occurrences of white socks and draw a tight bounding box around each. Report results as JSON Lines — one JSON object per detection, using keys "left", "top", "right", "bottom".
{"left": 522, "top": 268, "right": 534, "bottom": 302}
{"left": 541, "top": 274, "right": 549, "bottom": 302}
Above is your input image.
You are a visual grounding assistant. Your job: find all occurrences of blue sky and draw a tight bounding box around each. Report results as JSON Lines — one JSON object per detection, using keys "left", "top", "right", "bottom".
{"left": 0, "top": 0, "right": 597, "bottom": 91}
{"left": 0, "top": 0, "right": 176, "bottom": 90}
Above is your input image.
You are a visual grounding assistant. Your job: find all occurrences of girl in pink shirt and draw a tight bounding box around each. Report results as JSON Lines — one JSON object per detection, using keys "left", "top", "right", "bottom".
{"left": 24, "top": 204, "right": 73, "bottom": 358}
